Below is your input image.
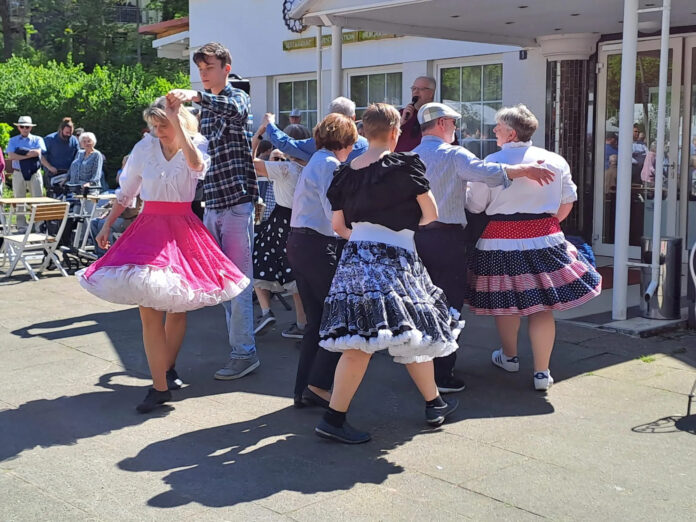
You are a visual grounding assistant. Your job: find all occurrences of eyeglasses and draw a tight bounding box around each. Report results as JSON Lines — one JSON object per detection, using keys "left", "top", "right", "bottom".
{"left": 270, "top": 157, "right": 287, "bottom": 162}
{"left": 410, "top": 86, "right": 434, "bottom": 91}
{"left": 18, "top": 125, "right": 31, "bottom": 129}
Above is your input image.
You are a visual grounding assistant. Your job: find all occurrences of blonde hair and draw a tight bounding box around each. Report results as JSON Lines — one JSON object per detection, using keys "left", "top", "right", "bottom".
{"left": 143, "top": 96, "right": 199, "bottom": 136}
{"left": 314, "top": 113, "right": 358, "bottom": 151}
{"left": 361, "top": 103, "right": 400, "bottom": 141}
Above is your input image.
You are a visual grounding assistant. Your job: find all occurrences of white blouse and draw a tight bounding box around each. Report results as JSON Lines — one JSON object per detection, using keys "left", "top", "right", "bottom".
{"left": 116, "top": 133, "right": 210, "bottom": 207}
{"left": 264, "top": 159, "right": 302, "bottom": 208}
{"left": 467, "top": 141, "right": 577, "bottom": 216}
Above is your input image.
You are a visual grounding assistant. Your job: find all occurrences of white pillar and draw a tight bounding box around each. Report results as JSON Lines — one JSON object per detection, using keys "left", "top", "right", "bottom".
{"left": 316, "top": 25, "right": 323, "bottom": 120}
{"left": 612, "top": 0, "right": 640, "bottom": 320}
{"left": 331, "top": 25, "right": 342, "bottom": 100}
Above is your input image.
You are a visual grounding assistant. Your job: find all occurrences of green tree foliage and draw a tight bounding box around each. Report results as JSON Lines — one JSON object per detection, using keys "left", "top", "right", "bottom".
{"left": 0, "top": 122, "right": 12, "bottom": 149}
{"left": 0, "top": 57, "right": 189, "bottom": 184}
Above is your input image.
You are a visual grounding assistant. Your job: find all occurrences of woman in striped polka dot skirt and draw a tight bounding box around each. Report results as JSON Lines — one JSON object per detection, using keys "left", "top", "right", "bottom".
{"left": 466, "top": 104, "right": 601, "bottom": 391}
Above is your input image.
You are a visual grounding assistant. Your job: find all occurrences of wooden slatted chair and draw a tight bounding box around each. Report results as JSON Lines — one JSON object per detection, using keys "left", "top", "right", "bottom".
{"left": 1, "top": 202, "right": 70, "bottom": 281}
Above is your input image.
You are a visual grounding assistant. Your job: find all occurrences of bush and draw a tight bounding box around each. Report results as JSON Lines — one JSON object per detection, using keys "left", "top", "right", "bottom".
{"left": 0, "top": 57, "right": 189, "bottom": 186}
{"left": 0, "top": 122, "right": 12, "bottom": 150}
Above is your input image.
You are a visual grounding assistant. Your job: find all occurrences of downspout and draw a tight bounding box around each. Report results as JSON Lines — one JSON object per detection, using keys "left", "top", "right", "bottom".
{"left": 643, "top": 0, "right": 672, "bottom": 302}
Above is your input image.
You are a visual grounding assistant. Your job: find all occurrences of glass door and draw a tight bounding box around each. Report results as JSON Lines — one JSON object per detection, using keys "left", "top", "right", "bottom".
{"left": 593, "top": 38, "right": 683, "bottom": 258}
{"left": 683, "top": 37, "right": 696, "bottom": 253}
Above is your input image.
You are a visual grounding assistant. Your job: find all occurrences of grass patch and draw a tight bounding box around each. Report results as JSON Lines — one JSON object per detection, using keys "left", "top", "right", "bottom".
{"left": 638, "top": 355, "right": 656, "bottom": 363}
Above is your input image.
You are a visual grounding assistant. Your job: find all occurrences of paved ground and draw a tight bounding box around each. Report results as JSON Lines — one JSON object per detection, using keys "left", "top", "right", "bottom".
{"left": 1, "top": 273, "right": 695, "bottom": 521}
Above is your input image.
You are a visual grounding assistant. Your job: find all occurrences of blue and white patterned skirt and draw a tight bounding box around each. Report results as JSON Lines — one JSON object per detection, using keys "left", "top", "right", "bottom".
{"left": 319, "top": 240, "right": 463, "bottom": 364}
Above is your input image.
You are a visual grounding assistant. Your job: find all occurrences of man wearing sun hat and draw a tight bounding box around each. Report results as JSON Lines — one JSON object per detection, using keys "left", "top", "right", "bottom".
{"left": 413, "top": 102, "right": 555, "bottom": 394}
{"left": 6, "top": 116, "right": 47, "bottom": 228}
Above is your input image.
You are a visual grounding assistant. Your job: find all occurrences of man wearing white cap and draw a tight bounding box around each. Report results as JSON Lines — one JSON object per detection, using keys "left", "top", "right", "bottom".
{"left": 6, "top": 116, "right": 47, "bottom": 228}
{"left": 413, "top": 103, "right": 554, "bottom": 393}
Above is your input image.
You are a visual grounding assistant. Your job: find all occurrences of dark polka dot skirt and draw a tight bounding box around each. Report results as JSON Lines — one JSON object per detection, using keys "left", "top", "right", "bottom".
{"left": 253, "top": 205, "right": 294, "bottom": 288}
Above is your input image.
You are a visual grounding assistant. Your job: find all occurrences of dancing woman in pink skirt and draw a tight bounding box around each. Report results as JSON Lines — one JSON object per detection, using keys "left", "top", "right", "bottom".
{"left": 77, "top": 96, "right": 249, "bottom": 413}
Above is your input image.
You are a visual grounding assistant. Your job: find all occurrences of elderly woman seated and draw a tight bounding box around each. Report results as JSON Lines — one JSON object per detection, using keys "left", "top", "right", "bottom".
{"left": 68, "top": 132, "right": 103, "bottom": 195}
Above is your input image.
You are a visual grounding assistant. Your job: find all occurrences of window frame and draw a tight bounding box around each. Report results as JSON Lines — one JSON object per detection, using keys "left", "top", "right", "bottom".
{"left": 434, "top": 56, "right": 504, "bottom": 158}
{"left": 274, "top": 73, "right": 320, "bottom": 130}
{"left": 345, "top": 64, "right": 404, "bottom": 118}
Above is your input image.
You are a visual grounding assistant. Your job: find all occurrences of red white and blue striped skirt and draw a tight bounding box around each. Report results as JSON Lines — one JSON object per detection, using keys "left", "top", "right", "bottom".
{"left": 465, "top": 214, "right": 601, "bottom": 316}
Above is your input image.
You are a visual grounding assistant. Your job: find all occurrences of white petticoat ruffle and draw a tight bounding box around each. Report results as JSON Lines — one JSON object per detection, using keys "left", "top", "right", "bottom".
{"left": 77, "top": 264, "right": 250, "bottom": 313}
{"left": 319, "top": 311, "right": 464, "bottom": 365}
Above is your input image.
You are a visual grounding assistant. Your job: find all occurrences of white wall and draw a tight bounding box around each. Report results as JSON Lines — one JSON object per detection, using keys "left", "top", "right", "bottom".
{"left": 189, "top": 0, "right": 547, "bottom": 138}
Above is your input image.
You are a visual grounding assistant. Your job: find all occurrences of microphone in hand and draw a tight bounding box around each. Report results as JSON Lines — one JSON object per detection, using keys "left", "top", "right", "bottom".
{"left": 401, "top": 95, "right": 419, "bottom": 124}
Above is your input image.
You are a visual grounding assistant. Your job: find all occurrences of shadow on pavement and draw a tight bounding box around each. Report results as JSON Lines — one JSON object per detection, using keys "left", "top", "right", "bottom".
{"left": 631, "top": 415, "right": 696, "bottom": 435}
{"left": 117, "top": 406, "right": 416, "bottom": 508}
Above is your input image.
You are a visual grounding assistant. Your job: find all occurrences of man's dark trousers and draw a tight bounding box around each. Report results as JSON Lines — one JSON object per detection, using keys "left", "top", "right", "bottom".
{"left": 415, "top": 223, "right": 468, "bottom": 384}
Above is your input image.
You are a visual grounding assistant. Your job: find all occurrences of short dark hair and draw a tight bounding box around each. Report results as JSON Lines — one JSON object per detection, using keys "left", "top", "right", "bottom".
{"left": 58, "top": 117, "right": 74, "bottom": 133}
{"left": 193, "top": 42, "right": 231, "bottom": 67}
{"left": 256, "top": 139, "right": 273, "bottom": 158}
{"left": 283, "top": 123, "right": 311, "bottom": 140}
{"left": 420, "top": 119, "right": 439, "bottom": 133}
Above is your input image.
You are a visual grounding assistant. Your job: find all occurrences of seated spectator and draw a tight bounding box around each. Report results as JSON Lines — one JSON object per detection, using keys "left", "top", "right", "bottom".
{"left": 68, "top": 132, "right": 102, "bottom": 194}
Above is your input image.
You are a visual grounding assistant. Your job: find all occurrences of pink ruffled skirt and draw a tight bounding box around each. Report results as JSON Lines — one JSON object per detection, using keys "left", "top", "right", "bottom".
{"left": 77, "top": 201, "right": 249, "bottom": 313}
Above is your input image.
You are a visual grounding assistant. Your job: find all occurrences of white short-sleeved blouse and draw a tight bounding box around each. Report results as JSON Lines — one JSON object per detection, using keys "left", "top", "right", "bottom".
{"left": 467, "top": 141, "right": 577, "bottom": 216}
{"left": 116, "top": 133, "right": 210, "bottom": 207}
{"left": 264, "top": 159, "right": 302, "bottom": 208}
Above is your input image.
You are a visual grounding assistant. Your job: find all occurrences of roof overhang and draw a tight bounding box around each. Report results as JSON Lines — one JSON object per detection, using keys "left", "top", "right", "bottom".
{"left": 290, "top": 0, "right": 696, "bottom": 47}
{"left": 140, "top": 17, "right": 189, "bottom": 60}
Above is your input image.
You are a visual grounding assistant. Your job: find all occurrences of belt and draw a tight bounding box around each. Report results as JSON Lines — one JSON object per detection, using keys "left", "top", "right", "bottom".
{"left": 419, "top": 221, "right": 464, "bottom": 231}
{"left": 290, "top": 226, "right": 329, "bottom": 237}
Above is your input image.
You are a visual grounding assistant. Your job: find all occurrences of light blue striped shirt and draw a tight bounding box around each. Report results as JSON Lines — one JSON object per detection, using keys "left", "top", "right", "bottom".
{"left": 413, "top": 135, "right": 509, "bottom": 226}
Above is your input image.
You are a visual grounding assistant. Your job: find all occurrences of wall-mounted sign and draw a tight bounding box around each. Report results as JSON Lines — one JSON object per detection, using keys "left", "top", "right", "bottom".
{"left": 282, "top": 31, "right": 398, "bottom": 51}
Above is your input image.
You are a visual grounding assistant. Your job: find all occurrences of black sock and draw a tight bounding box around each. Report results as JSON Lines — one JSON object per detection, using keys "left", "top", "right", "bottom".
{"left": 426, "top": 395, "right": 446, "bottom": 408}
{"left": 323, "top": 407, "right": 347, "bottom": 428}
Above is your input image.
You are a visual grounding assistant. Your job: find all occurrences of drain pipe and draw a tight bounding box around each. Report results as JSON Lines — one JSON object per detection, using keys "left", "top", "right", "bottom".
{"left": 643, "top": 0, "right": 671, "bottom": 303}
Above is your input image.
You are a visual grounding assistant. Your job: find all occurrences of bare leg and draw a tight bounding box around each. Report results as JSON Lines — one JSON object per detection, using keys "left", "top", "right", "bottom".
{"left": 139, "top": 306, "right": 168, "bottom": 391}
{"left": 254, "top": 287, "right": 272, "bottom": 311}
{"left": 495, "top": 315, "right": 521, "bottom": 357}
{"left": 405, "top": 360, "right": 439, "bottom": 401}
{"left": 164, "top": 312, "right": 187, "bottom": 369}
{"left": 528, "top": 310, "right": 555, "bottom": 372}
{"left": 292, "top": 292, "right": 307, "bottom": 326}
{"left": 328, "top": 350, "right": 372, "bottom": 412}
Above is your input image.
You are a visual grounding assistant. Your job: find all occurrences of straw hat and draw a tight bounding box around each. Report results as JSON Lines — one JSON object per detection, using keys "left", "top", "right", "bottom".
{"left": 14, "top": 116, "right": 37, "bottom": 127}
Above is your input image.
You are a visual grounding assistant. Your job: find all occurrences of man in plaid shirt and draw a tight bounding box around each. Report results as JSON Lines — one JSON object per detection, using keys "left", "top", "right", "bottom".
{"left": 168, "top": 42, "right": 259, "bottom": 380}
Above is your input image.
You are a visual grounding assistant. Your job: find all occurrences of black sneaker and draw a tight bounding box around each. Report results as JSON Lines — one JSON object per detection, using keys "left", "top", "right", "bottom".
{"left": 315, "top": 419, "right": 371, "bottom": 444}
{"left": 166, "top": 367, "right": 184, "bottom": 390}
{"left": 436, "top": 375, "right": 467, "bottom": 394}
{"left": 136, "top": 388, "right": 172, "bottom": 414}
{"left": 425, "top": 397, "right": 459, "bottom": 426}
{"left": 254, "top": 310, "right": 276, "bottom": 334}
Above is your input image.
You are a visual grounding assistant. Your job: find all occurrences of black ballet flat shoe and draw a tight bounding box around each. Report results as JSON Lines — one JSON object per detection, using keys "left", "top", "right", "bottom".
{"left": 315, "top": 419, "right": 371, "bottom": 444}
{"left": 293, "top": 394, "right": 306, "bottom": 409}
{"left": 136, "top": 388, "right": 172, "bottom": 414}
{"left": 166, "top": 367, "right": 184, "bottom": 390}
{"left": 302, "top": 387, "right": 330, "bottom": 409}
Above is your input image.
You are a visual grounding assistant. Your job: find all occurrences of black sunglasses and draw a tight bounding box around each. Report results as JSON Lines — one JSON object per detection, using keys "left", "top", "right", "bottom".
{"left": 270, "top": 157, "right": 287, "bottom": 162}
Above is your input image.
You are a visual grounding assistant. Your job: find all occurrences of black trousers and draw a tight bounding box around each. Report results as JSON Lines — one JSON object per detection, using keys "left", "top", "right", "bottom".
{"left": 286, "top": 230, "right": 343, "bottom": 396}
{"left": 414, "top": 225, "right": 469, "bottom": 383}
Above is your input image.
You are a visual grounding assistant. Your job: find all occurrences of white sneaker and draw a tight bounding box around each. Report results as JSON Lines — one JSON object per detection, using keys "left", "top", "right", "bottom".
{"left": 491, "top": 349, "right": 519, "bottom": 372}
{"left": 534, "top": 371, "right": 554, "bottom": 391}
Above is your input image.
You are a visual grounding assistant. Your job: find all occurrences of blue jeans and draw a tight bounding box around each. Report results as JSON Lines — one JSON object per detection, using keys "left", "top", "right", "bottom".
{"left": 204, "top": 203, "right": 256, "bottom": 360}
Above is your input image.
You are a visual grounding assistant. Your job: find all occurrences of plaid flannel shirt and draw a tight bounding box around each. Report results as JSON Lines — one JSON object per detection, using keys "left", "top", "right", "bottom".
{"left": 199, "top": 84, "right": 258, "bottom": 209}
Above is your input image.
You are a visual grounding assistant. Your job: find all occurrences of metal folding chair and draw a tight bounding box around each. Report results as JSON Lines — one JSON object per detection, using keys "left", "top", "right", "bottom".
{"left": 1, "top": 202, "right": 70, "bottom": 281}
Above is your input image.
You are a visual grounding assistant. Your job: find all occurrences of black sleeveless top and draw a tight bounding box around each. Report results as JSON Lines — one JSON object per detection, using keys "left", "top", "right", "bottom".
{"left": 326, "top": 152, "right": 430, "bottom": 232}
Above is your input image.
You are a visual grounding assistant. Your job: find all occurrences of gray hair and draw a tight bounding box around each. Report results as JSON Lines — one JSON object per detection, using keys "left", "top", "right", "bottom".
{"left": 328, "top": 96, "right": 356, "bottom": 118}
{"left": 415, "top": 75, "right": 436, "bottom": 90}
{"left": 79, "top": 132, "right": 97, "bottom": 146}
{"left": 495, "top": 104, "right": 538, "bottom": 142}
